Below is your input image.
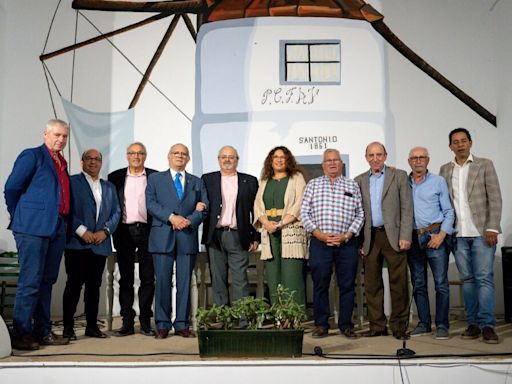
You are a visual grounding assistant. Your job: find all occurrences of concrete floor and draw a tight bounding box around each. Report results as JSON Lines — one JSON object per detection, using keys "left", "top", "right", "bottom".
{"left": 3, "top": 317, "right": 512, "bottom": 363}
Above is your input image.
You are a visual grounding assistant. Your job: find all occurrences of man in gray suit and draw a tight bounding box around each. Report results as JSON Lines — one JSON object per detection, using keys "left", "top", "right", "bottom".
{"left": 440, "top": 128, "right": 502, "bottom": 344}
{"left": 355, "top": 142, "right": 413, "bottom": 340}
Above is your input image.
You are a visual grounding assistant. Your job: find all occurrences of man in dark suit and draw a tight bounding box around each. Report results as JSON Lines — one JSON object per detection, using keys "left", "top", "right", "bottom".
{"left": 62, "top": 149, "right": 120, "bottom": 340}
{"left": 108, "top": 142, "right": 157, "bottom": 337}
{"left": 355, "top": 142, "right": 413, "bottom": 340}
{"left": 4, "top": 119, "right": 71, "bottom": 350}
{"left": 440, "top": 128, "right": 502, "bottom": 344}
{"left": 146, "top": 143, "right": 208, "bottom": 338}
{"left": 201, "top": 146, "right": 259, "bottom": 306}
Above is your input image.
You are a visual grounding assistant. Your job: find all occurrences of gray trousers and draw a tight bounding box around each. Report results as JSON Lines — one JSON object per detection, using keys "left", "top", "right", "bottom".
{"left": 208, "top": 229, "right": 250, "bottom": 305}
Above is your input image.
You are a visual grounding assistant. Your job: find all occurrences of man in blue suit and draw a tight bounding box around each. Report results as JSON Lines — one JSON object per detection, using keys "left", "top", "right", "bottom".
{"left": 62, "top": 149, "right": 120, "bottom": 340}
{"left": 146, "top": 143, "right": 208, "bottom": 339}
{"left": 4, "top": 119, "right": 71, "bottom": 350}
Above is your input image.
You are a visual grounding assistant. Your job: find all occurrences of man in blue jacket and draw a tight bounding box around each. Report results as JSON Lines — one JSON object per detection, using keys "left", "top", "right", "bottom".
{"left": 146, "top": 143, "right": 208, "bottom": 339}
{"left": 4, "top": 119, "right": 71, "bottom": 350}
{"left": 62, "top": 149, "right": 120, "bottom": 340}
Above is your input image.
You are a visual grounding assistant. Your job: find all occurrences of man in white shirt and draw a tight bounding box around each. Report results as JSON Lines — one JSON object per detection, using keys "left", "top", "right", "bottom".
{"left": 440, "top": 128, "right": 502, "bottom": 344}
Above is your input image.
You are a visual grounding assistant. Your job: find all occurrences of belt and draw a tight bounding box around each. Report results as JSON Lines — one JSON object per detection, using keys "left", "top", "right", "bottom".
{"left": 416, "top": 222, "right": 441, "bottom": 235}
{"left": 265, "top": 208, "right": 284, "bottom": 217}
{"left": 125, "top": 222, "right": 148, "bottom": 228}
{"left": 216, "top": 226, "right": 238, "bottom": 232}
{"left": 372, "top": 226, "right": 385, "bottom": 231}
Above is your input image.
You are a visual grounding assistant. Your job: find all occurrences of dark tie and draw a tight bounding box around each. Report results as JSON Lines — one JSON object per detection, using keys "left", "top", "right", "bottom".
{"left": 174, "top": 172, "right": 183, "bottom": 200}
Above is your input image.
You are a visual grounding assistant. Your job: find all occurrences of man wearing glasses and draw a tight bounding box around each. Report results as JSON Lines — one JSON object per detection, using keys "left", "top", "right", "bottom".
{"left": 407, "top": 147, "right": 454, "bottom": 340}
{"left": 108, "top": 142, "right": 157, "bottom": 337}
{"left": 201, "top": 146, "right": 259, "bottom": 307}
{"left": 146, "top": 143, "right": 208, "bottom": 338}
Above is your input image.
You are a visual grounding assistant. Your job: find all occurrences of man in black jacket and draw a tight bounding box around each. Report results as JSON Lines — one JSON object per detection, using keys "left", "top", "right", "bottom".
{"left": 201, "top": 146, "right": 259, "bottom": 305}
{"left": 108, "top": 142, "right": 157, "bottom": 336}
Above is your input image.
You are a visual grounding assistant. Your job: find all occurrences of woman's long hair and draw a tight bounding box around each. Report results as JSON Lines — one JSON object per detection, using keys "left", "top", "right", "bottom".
{"left": 260, "top": 146, "right": 303, "bottom": 181}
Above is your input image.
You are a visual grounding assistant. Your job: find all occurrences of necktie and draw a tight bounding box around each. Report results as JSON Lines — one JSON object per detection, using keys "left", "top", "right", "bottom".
{"left": 174, "top": 172, "right": 183, "bottom": 200}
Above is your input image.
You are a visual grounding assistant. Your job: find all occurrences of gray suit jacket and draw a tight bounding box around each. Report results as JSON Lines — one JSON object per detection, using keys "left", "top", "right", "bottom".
{"left": 355, "top": 167, "right": 413, "bottom": 254}
{"left": 439, "top": 155, "right": 502, "bottom": 235}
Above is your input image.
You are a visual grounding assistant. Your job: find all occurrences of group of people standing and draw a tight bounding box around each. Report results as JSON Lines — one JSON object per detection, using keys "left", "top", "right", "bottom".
{"left": 4, "top": 119, "right": 502, "bottom": 351}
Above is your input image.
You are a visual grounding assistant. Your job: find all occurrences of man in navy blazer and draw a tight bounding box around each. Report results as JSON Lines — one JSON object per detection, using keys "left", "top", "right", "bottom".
{"left": 4, "top": 119, "right": 71, "bottom": 350}
{"left": 146, "top": 143, "right": 208, "bottom": 338}
{"left": 62, "top": 149, "right": 120, "bottom": 340}
{"left": 201, "top": 146, "right": 259, "bottom": 306}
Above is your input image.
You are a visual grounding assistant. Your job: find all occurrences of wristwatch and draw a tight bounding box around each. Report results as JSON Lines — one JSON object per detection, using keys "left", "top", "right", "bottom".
{"left": 103, "top": 225, "right": 111, "bottom": 236}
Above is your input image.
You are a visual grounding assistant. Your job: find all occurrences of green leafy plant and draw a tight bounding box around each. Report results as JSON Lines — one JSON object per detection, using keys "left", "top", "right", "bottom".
{"left": 196, "top": 284, "right": 306, "bottom": 330}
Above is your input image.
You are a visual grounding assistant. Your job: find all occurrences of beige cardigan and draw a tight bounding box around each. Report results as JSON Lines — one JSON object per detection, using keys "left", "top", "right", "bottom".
{"left": 253, "top": 173, "right": 309, "bottom": 260}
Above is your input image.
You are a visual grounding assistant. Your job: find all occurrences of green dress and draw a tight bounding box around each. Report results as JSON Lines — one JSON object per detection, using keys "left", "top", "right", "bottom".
{"left": 263, "top": 177, "right": 306, "bottom": 306}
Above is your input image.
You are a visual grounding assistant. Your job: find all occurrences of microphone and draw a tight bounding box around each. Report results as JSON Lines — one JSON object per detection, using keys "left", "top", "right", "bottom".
{"left": 314, "top": 346, "right": 324, "bottom": 357}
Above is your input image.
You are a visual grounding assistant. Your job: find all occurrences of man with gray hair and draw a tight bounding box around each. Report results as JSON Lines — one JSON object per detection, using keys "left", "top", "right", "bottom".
{"left": 108, "top": 142, "right": 157, "bottom": 337}
{"left": 301, "top": 148, "right": 364, "bottom": 339}
{"left": 407, "top": 146, "right": 454, "bottom": 340}
{"left": 201, "top": 146, "right": 259, "bottom": 306}
{"left": 4, "top": 119, "right": 71, "bottom": 350}
{"left": 355, "top": 142, "right": 413, "bottom": 340}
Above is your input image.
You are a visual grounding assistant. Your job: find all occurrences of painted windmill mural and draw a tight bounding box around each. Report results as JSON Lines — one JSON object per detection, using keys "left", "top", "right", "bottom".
{"left": 40, "top": 0, "right": 496, "bottom": 177}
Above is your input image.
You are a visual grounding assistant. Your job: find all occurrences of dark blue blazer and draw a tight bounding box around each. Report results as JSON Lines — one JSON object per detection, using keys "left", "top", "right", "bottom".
{"left": 146, "top": 170, "right": 208, "bottom": 255}
{"left": 4, "top": 144, "right": 67, "bottom": 237}
{"left": 66, "top": 173, "right": 121, "bottom": 257}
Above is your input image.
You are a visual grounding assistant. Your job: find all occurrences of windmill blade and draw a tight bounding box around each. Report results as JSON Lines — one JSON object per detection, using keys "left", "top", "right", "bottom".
{"left": 359, "top": 3, "right": 496, "bottom": 126}
{"left": 72, "top": 0, "right": 204, "bottom": 13}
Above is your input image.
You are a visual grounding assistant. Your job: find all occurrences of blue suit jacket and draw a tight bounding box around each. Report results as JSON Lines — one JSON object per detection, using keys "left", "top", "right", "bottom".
{"left": 146, "top": 170, "right": 208, "bottom": 254}
{"left": 66, "top": 173, "right": 121, "bottom": 256}
{"left": 4, "top": 144, "right": 67, "bottom": 237}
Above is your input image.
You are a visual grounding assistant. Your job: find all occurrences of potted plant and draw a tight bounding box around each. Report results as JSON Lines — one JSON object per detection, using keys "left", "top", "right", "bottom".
{"left": 196, "top": 284, "right": 306, "bottom": 357}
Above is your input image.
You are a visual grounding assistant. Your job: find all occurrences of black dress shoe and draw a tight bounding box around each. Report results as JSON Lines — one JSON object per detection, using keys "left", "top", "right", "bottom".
{"left": 393, "top": 330, "right": 410, "bottom": 340}
{"left": 38, "top": 332, "right": 70, "bottom": 345}
{"left": 362, "top": 328, "right": 389, "bottom": 337}
{"left": 12, "top": 335, "right": 40, "bottom": 350}
{"left": 114, "top": 326, "right": 135, "bottom": 337}
{"left": 342, "top": 328, "right": 359, "bottom": 339}
{"left": 85, "top": 327, "right": 108, "bottom": 338}
{"left": 140, "top": 327, "right": 156, "bottom": 337}
{"left": 63, "top": 328, "right": 77, "bottom": 341}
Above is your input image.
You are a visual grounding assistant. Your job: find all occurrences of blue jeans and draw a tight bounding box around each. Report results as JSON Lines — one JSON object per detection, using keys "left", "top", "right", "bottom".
{"left": 13, "top": 217, "right": 66, "bottom": 338}
{"left": 454, "top": 236, "right": 496, "bottom": 328}
{"left": 309, "top": 237, "right": 359, "bottom": 331}
{"left": 407, "top": 229, "right": 449, "bottom": 330}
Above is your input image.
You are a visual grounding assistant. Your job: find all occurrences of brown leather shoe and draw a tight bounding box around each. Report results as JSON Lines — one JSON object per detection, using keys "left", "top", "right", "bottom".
{"left": 362, "top": 328, "right": 388, "bottom": 337}
{"left": 342, "top": 328, "right": 359, "bottom": 339}
{"left": 175, "top": 328, "right": 194, "bottom": 338}
{"left": 482, "top": 327, "right": 499, "bottom": 344}
{"left": 461, "top": 325, "right": 481, "bottom": 340}
{"left": 11, "top": 335, "right": 40, "bottom": 350}
{"left": 38, "top": 332, "right": 70, "bottom": 345}
{"left": 312, "top": 327, "right": 328, "bottom": 338}
{"left": 155, "top": 329, "right": 169, "bottom": 339}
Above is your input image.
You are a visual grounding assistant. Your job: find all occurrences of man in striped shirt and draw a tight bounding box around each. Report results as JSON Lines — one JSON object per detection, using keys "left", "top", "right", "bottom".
{"left": 301, "top": 148, "right": 364, "bottom": 339}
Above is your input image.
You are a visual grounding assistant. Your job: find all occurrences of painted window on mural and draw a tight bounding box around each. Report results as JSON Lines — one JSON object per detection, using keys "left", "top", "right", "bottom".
{"left": 282, "top": 41, "right": 341, "bottom": 85}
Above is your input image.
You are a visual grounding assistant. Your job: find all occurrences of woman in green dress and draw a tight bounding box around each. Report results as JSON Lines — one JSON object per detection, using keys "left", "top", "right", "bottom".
{"left": 254, "top": 146, "right": 308, "bottom": 306}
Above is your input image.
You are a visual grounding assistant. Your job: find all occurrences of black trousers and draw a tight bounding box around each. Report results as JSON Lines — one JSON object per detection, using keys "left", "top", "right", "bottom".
{"left": 114, "top": 223, "right": 155, "bottom": 327}
{"left": 63, "top": 249, "right": 107, "bottom": 329}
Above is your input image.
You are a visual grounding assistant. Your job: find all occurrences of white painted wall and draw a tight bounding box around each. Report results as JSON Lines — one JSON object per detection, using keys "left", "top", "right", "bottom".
{"left": 0, "top": 0, "right": 510, "bottom": 317}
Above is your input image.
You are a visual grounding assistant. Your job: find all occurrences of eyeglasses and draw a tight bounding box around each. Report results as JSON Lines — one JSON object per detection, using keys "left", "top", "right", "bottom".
{"left": 171, "top": 151, "right": 189, "bottom": 157}
{"left": 219, "top": 155, "right": 237, "bottom": 160}
{"left": 127, "top": 151, "right": 146, "bottom": 156}
{"left": 84, "top": 156, "right": 102, "bottom": 162}
{"left": 409, "top": 156, "right": 428, "bottom": 162}
{"left": 324, "top": 159, "right": 341, "bottom": 164}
